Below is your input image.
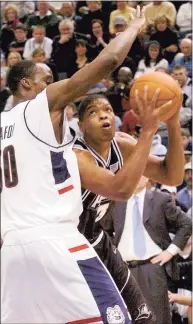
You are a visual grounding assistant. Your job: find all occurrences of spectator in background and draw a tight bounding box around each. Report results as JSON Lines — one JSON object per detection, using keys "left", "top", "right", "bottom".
{"left": 8, "top": 24, "right": 27, "bottom": 58}
{"left": 172, "top": 65, "right": 192, "bottom": 108}
{"left": 23, "top": 25, "right": 53, "bottom": 60}
{"left": 57, "top": 1, "right": 81, "bottom": 30}
{"left": 51, "top": 19, "right": 76, "bottom": 79}
{"left": 122, "top": 109, "right": 139, "bottom": 136}
{"left": 176, "top": 1, "right": 192, "bottom": 38}
{"left": 0, "top": 72, "right": 11, "bottom": 113}
{"left": 78, "top": 1, "right": 108, "bottom": 35}
{"left": 134, "top": 41, "right": 169, "bottom": 79}
{"left": 160, "top": 185, "right": 188, "bottom": 213}
{"left": 0, "top": 4, "right": 21, "bottom": 58}
{"left": 32, "top": 48, "right": 58, "bottom": 82}
{"left": 25, "top": 0, "right": 60, "bottom": 39}
{"left": 67, "top": 39, "right": 89, "bottom": 78}
{"left": 65, "top": 103, "right": 82, "bottom": 136}
{"left": 109, "top": 1, "right": 136, "bottom": 35}
{"left": 181, "top": 128, "right": 192, "bottom": 154}
{"left": 177, "top": 162, "right": 192, "bottom": 211}
{"left": 7, "top": 51, "right": 22, "bottom": 69}
{"left": 169, "top": 38, "right": 192, "bottom": 78}
{"left": 113, "top": 15, "right": 144, "bottom": 66}
{"left": 150, "top": 14, "right": 179, "bottom": 64}
{"left": 0, "top": 1, "right": 35, "bottom": 24}
{"left": 145, "top": 1, "right": 176, "bottom": 29}
{"left": 89, "top": 19, "right": 110, "bottom": 59}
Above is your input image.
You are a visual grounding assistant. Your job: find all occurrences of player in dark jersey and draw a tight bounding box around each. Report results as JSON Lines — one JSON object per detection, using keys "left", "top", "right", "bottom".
{"left": 73, "top": 93, "right": 184, "bottom": 323}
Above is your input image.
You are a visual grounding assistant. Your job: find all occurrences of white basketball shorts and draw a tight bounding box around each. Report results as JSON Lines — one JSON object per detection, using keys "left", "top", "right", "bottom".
{"left": 1, "top": 223, "right": 131, "bottom": 323}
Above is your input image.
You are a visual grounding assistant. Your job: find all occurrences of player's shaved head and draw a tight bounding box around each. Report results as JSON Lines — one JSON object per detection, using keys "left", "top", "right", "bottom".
{"left": 7, "top": 60, "right": 36, "bottom": 95}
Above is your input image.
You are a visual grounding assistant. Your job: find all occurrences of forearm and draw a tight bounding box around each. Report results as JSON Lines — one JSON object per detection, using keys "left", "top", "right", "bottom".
{"left": 164, "top": 121, "right": 184, "bottom": 185}
{"left": 98, "top": 24, "right": 140, "bottom": 68}
{"left": 111, "top": 131, "right": 154, "bottom": 199}
{"left": 174, "top": 295, "right": 192, "bottom": 306}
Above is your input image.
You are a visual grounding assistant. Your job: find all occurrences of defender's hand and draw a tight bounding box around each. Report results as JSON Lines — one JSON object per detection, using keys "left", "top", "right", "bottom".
{"left": 129, "top": 6, "right": 146, "bottom": 33}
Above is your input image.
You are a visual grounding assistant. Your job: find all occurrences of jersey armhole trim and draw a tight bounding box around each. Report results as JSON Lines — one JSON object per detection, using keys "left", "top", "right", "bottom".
{"left": 23, "top": 100, "right": 76, "bottom": 149}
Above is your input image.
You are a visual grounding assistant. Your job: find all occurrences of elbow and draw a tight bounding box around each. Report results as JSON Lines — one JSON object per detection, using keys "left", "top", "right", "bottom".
{"left": 107, "top": 53, "right": 119, "bottom": 70}
{"left": 165, "top": 174, "right": 184, "bottom": 187}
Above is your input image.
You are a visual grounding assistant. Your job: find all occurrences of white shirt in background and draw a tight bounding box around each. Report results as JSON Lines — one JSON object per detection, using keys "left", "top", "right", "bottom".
{"left": 23, "top": 37, "right": 53, "bottom": 60}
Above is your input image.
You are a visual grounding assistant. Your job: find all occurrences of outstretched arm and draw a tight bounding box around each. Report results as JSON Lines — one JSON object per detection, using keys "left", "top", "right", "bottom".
{"left": 46, "top": 7, "right": 146, "bottom": 113}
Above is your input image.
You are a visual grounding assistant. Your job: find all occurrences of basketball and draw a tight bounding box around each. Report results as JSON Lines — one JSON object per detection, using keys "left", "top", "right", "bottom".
{"left": 129, "top": 72, "right": 183, "bottom": 122}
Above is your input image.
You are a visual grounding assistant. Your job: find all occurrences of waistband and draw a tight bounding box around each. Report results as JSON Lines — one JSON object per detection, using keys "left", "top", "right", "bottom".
{"left": 126, "top": 255, "right": 157, "bottom": 268}
{"left": 3, "top": 223, "right": 79, "bottom": 246}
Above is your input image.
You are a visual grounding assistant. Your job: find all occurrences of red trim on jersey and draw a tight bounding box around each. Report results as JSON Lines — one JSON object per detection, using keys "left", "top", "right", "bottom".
{"left": 58, "top": 185, "right": 74, "bottom": 195}
{"left": 66, "top": 316, "right": 102, "bottom": 323}
{"left": 69, "top": 244, "right": 89, "bottom": 253}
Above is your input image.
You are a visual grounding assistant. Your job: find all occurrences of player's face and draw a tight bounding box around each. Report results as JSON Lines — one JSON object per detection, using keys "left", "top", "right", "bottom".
{"left": 30, "top": 67, "right": 53, "bottom": 96}
{"left": 80, "top": 98, "right": 116, "bottom": 142}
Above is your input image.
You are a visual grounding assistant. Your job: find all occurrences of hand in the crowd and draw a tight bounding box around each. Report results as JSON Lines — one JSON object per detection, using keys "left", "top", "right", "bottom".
{"left": 166, "top": 45, "right": 178, "bottom": 52}
{"left": 151, "top": 250, "right": 173, "bottom": 266}
{"left": 59, "top": 34, "right": 72, "bottom": 44}
{"left": 133, "top": 86, "right": 172, "bottom": 134}
{"left": 168, "top": 291, "right": 179, "bottom": 303}
{"left": 129, "top": 6, "right": 146, "bottom": 33}
{"left": 97, "top": 36, "right": 104, "bottom": 44}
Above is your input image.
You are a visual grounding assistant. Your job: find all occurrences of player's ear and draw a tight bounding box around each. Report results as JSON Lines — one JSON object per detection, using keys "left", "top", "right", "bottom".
{"left": 20, "top": 78, "right": 31, "bottom": 90}
{"left": 78, "top": 120, "right": 84, "bottom": 132}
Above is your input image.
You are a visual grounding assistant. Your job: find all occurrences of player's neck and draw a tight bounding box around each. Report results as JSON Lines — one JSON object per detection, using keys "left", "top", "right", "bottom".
{"left": 84, "top": 136, "right": 111, "bottom": 161}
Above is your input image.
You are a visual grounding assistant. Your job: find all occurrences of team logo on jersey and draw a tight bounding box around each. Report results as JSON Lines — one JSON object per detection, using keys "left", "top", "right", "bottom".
{"left": 106, "top": 305, "right": 125, "bottom": 324}
{"left": 135, "top": 303, "right": 151, "bottom": 321}
{"left": 110, "top": 162, "right": 119, "bottom": 174}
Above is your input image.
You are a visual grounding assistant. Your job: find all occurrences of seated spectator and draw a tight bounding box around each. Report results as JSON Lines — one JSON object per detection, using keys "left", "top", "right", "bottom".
{"left": 25, "top": 0, "right": 60, "bottom": 39}
{"left": 145, "top": 1, "right": 176, "bottom": 29}
{"left": 160, "top": 185, "right": 188, "bottom": 212}
{"left": 155, "top": 66, "right": 169, "bottom": 74}
{"left": 107, "top": 66, "right": 133, "bottom": 118}
{"left": 109, "top": 1, "right": 136, "bottom": 35}
{"left": 134, "top": 40, "right": 169, "bottom": 79}
{"left": 150, "top": 133, "right": 167, "bottom": 156}
{"left": 31, "top": 48, "right": 58, "bottom": 82}
{"left": 0, "top": 4, "right": 21, "bottom": 58}
{"left": 181, "top": 128, "right": 192, "bottom": 153}
{"left": 89, "top": 19, "right": 110, "bottom": 59}
{"left": 23, "top": 25, "right": 53, "bottom": 60}
{"left": 78, "top": 1, "right": 108, "bottom": 35}
{"left": 177, "top": 162, "right": 192, "bottom": 211}
{"left": 57, "top": 1, "right": 81, "bottom": 30}
{"left": 7, "top": 51, "right": 22, "bottom": 69}
{"left": 65, "top": 103, "right": 82, "bottom": 137}
{"left": 67, "top": 39, "right": 89, "bottom": 78}
{"left": 122, "top": 109, "right": 139, "bottom": 136}
{"left": 150, "top": 14, "right": 179, "bottom": 64}
{"left": 1, "top": 1, "right": 35, "bottom": 23}
{"left": 113, "top": 15, "right": 144, "bottom": 65}
{"left": 176, "top": 1, "right": 192, "bottom": 38}
{"left": 169, "top": 38, "right": 192, "bottom": 78}
{"left": 0, "top": 72, "right": 11, "bottom": 113}
{"left": 51, "top": 19, "right": 76, "bottom": 79}
{"left": 8, "top": 24, "right": 27, "bottom": 58}
{"left": 172, "top": 65, "right": 192, "bottom": 108}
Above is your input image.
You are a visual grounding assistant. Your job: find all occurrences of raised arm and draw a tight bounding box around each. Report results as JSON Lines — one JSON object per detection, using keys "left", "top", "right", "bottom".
{"left": 46, "top": 7, "right": 145, "bottom": 113}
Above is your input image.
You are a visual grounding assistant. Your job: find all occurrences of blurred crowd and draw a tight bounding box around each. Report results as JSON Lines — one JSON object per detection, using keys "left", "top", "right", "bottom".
{"left": 0, "top": 1, "right": 192, "bottom": 323}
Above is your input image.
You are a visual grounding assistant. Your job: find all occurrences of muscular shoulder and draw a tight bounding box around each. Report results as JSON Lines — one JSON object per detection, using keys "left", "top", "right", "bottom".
{"left": 115, "top": 133, "right": 136, "bottom": 161}
{"left": 73, "top": 148, "right": 96, "bottom": 165}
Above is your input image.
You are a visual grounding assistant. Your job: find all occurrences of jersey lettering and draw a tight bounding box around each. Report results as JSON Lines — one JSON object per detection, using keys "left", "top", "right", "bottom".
{"left": 0, "top": 145, "right": 18, "bottom": 192}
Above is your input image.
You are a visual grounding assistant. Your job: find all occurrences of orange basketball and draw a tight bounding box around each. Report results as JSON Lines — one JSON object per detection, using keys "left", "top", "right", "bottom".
{"left": 129, "top": 72, "right": 183, "bottom": 122}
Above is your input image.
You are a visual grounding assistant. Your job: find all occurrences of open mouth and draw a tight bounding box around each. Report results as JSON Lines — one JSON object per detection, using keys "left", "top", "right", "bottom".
{"left": 101, "top": 122, "right": 111, "bottom": 129}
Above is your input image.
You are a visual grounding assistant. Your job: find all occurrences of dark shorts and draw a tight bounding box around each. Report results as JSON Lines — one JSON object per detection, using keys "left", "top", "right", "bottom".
{"left": 94, "top": 231, "right": 156, "bottom": 323}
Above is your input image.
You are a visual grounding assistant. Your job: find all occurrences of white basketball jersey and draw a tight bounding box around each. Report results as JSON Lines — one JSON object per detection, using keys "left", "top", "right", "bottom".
{"left": 1, "top": 89, "right": 83, "bottom": 240}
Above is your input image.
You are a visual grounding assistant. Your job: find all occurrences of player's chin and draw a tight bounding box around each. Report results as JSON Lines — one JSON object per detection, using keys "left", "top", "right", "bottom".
{"left": 100, "top": 129, "right": 114, "bottom": 141}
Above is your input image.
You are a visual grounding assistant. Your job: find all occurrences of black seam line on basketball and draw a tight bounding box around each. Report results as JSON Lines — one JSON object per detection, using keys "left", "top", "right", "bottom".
{"left": 130, "top": 80, "right": 177, "bottom": 99}
{"left": 112, "top": 138, "right": 124, "bottom": 168}
{"left": 24, "top": 101, "right": 75, "bottom": 149}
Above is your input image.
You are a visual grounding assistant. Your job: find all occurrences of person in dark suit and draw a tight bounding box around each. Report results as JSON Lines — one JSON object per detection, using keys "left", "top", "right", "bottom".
{"left": 109, "top": 176, "right": 192, "bottom": 324}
